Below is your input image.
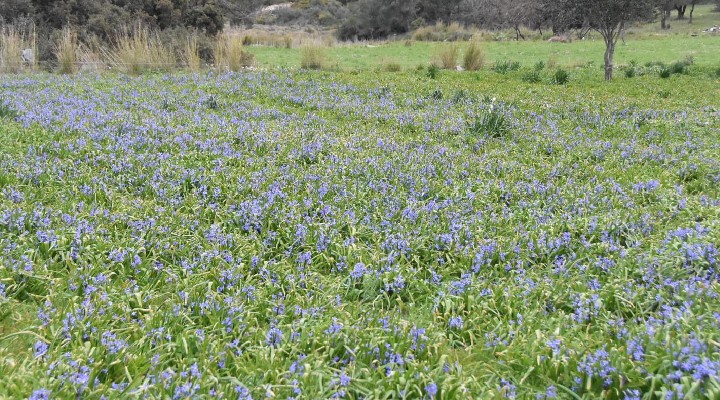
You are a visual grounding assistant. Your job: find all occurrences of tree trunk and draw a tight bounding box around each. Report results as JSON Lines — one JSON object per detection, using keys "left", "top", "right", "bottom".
{"left": 661, "top": 9, "right": 671, "bottom": 29}
{"left": 676, "top": 5, "right": 686, "bottom": 19}
{"left": 689, "top": 2, "right": 695, "bottom": 23}
{"left": 515, "top": 26, "right": 525, "bottom": 40}
{"left": 604, "top": 39, "right": 615, "bottom": 80}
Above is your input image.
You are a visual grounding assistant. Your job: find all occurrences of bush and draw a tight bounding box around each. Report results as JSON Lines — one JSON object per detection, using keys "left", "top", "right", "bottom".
{"left": 462, "top": 41, "right": 484, "bottom": 71}
{"left": 55, "top": 27, "right": 79, "bottom": 74}
{"left": 1, "top": 25, "right": 27, "bottom": 73}
{"left": 659, "top": 67, "right": 672, "bottom": 78}
{"left": 468, "top": 104, "right": 509, "bottom": 139}
{"left": 300, "top": 45, "right": 325, "bottom": 70}
{"left": 215, "top": 33, "right": 254, "bottom": 72}
{"left": 110, "top": 25, "right": 176, "bottom": 75}
{"left": 493, "top": 60, "right": 521, "bottom": 74}
{"left": 384, "top": 62, "right": 401, "bottom": 72}
{"left": 436, "top": 44, "right": 458, "bottom": 69}
{"left": 522, "top": 70, "right": 542, "bottom": 83}
{"left": 624, "top": 67, "right": 636, "bottom": 78}
{"left": 715, "top": 67, "right": 720, "bottom": 78}
{"left": 426, "top": 64, "right": 439, "bottom": 79}
{"left": 552, "top": 68, "right": 570, "bottom": 85}
{"left": 534, "top": 61, "right": 545, "bottom": 71}
{"left": 412, "top": 22, "right": 475, "bottom": 42}
{"left": 669, "top": 61, "right": 686, "bottom": 74}
{"left": 184, "top": 34, "right": 202, "bottom": 72}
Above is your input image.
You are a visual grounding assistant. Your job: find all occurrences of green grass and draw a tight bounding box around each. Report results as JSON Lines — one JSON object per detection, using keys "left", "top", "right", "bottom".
{"left": 0, "top": 11, "right": 719, "bottom": 397}
{"left": 248, "top": 35, "right": 720, "bottom": 70}
{"left": 244, "top": 5, "right": 720, "bottom": 71}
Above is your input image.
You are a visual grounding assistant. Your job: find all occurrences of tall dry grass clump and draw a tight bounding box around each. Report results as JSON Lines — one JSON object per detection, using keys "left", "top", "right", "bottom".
{"left": 184, "top": 34, "right": 202, "bottom": 72}
{"left": 463, "top": 41, "right": 484, "bottom": 71}
{"left": 1, "top": 24, "right": 35, "bottom": 73}
{"left": 55, "top": 27, "right": 79, "bottom": 74}
{"left": 435, "top": 44, "right": 458, "bottom": 70}
{"left": 214, "top": 33, "right": 254, "bottom": 72}
{"left": 108, "top": 26, "right": 176, "bottom": 75}
{"left": 300, "top": 44, "right": 325, "bottom": 70}
{"left": 77, "top": 36, "right": 106, "bottom": 73}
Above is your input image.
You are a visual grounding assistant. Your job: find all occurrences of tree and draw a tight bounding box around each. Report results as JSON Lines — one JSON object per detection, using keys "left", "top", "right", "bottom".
{"left": 338, "top": 0, "right": 417, "bottom": 40}
{"left": 553, "top": 0, "right": 657, "bottom": 80}
{"left": 0, "top": 0, "right": 35, "bottom": 24}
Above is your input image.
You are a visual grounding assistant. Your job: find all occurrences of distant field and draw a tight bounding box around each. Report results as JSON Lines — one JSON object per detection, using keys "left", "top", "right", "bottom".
{"left": 245, "top": 5, "right": 720, "bottom": 71}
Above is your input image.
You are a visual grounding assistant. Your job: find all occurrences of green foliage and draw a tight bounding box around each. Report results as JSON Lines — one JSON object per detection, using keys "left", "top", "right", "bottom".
{"left": 493, "top": 60, "right": 521, "bottom": 74}
{"left": 659, "top": 67, "right": 672, "bottom": 78}
{"left": 383, "top": 62, "right": 402, "bottom": 72}
{"left": 624, "top": 67, "right": 636, "bottom": 78}
{"left": 452, "top": 89, "right": 468, "bottom": 104}
{"left": 669, "top": 61, "right": 686, "bottom": 75}
{"left": 1, "top": 62, "right": 720, "bottom": 399}
{"left": 426, "top": 63, "right": 439, "bottom": 79}
{"left": 522, "top": 69, "right": 542, "bottom": 83}
{"left": 552, "top": 68, "right": 570, "bottom": 84}
{"left": 467, "top": 103, "right": 509, "bottom": 139}
{"left": 0, "top": 103, "right": 18, "bottom": 119}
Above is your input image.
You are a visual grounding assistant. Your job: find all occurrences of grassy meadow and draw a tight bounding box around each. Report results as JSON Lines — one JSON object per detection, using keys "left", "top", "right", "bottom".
{"left": 243, "top": 5, "right": 720, "bottom": 71}
{"left": 1, "top": 7, "right": 720, "bottom": 399}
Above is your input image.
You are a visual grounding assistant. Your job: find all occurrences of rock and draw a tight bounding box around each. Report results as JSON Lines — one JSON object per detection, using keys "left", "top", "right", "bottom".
{"left": 21, "top": 48, "right": 34, "bottom": 64}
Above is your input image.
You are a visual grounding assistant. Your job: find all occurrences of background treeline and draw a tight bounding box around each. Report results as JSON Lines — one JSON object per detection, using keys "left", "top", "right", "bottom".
{"left": 0, "top": 0, "right": 717, "bottom": 66}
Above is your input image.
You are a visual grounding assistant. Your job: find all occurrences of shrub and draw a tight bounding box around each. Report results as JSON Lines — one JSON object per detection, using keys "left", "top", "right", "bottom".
{"left": 0, "top": 25, "right": 26, "bottom": 73}
{"left": 426, "top": 64, "right": 439, "bottom": 79}
{"left": 468, "top": 104, "right": 509, "bottom": 139}
{"left": 384, "top": 62, "right": 401, "bottom": 72}
{"left": 436, "top": 45, "right": 458, "bottom": 70}
{"left": 522, "top": 70, "right": 542, "bottom": 83}
{"left": 462, "top": 41, "right": 484, "bottom": 71}
{"left": 300, "top": 45, "right": 325, "bottom": 70}
{"left": 110, "top": 25, "right": 176, "bottom": 75}
{"left": 669, "top": 61, "right": 686, "bottom": 74}
{"left": 534, "top": 61, "right": 545, "bottom": 71}
{"left": 493, "top": 60, "right": 521, "bottom": 74}
{"left": 659, "top": 67, "right": 672, "bottom": 78}
{"left": 55, "top": 27, "right": 79, "bottom": 74}
{"left": 412, "top": 22, "right": 475, "bottom": 42}
{"left": 184, "top": 34, "right": 202, "bottom": 72}
{"left": 715, "top": 67, "right": 720, "bottom": 78}
{"left": 215, "top": 33, "right": 254, "bottom": 72}
{"left": 624, "top": 67, "right": 636, "bottom": 78}
{"left": 552, "top": 68, "right": 570, "bottom": 84}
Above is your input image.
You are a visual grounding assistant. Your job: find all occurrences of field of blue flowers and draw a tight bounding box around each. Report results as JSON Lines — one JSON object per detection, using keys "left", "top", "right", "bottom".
{"left": 1, "top": 70, "right": 719, "bottom": 399}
